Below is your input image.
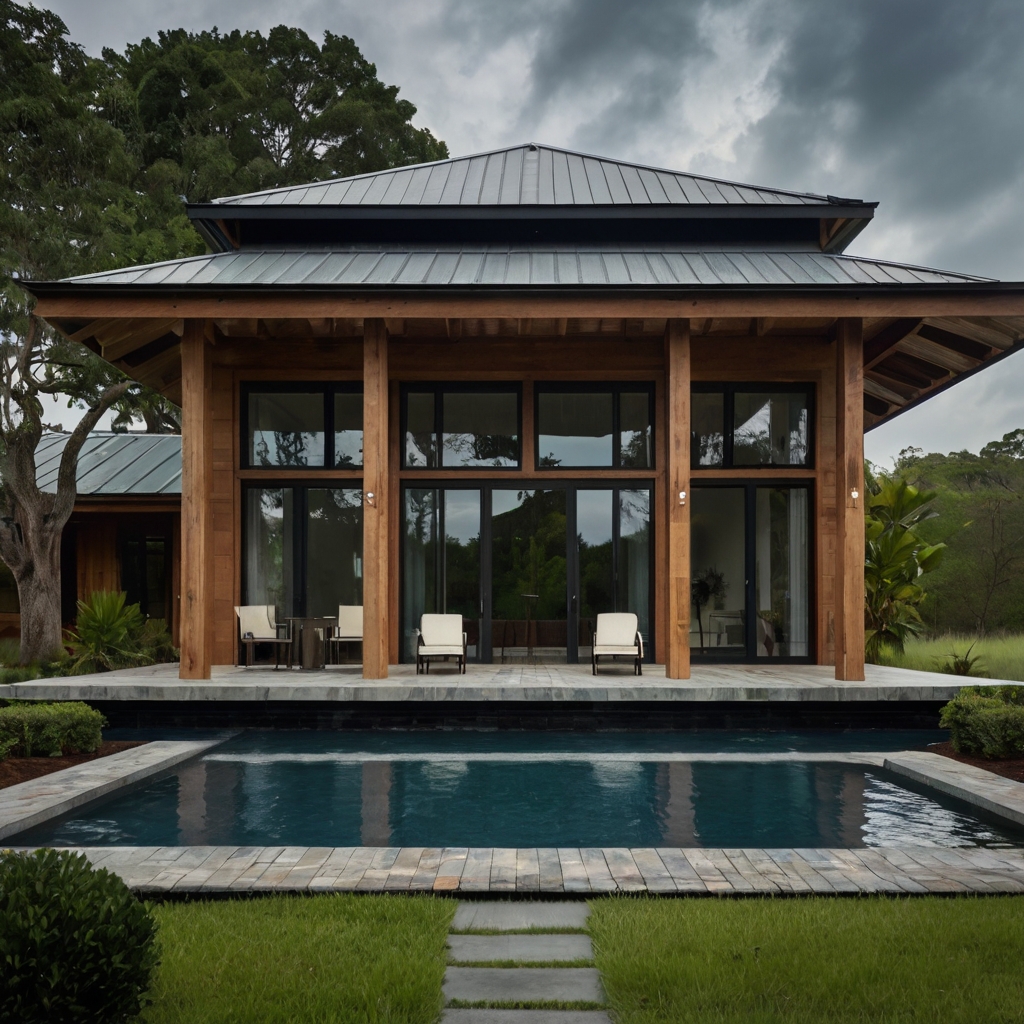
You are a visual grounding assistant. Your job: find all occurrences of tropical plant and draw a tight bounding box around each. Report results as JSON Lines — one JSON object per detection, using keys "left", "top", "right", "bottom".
{"left": 863, "top": 468, "right": 946, "bottom": 663}
{"left": 938, "top": 642, "right": 989, "bottom": 677}
{"left": 691, "top": 566, "right": 728, "bottom": 652}
{"left": 64, "top": 590, "right": 177, "bottom": 673}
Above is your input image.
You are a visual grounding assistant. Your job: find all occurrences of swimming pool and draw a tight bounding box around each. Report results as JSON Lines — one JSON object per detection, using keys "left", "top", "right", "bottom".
{"left": 21, "top": 730, "right": 1022, "bottom": 849}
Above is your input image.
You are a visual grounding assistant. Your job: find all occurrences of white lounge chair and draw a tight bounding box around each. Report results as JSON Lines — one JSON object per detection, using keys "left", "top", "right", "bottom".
{"left": 416, "top": 613, "right": 467, "bottom": 674}
{"left": 592, "top": 612, "right": 643, "bottom": 675}
{"left": 235, "top": 605, "right": 292, "bottom": 669}
{"left": 328, "top": 605, "right": 363, "bottom": 663}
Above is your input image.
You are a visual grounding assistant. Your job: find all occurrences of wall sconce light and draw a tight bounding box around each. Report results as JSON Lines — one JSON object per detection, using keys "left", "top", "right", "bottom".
{"left": 678, "top": 490, "right": 687, "bottom": 506}
{"left": 850, "top": 488, "right": 860, "bottom": 508}
{"left": 365, "top": 491, "right": 376, "bottom": 507}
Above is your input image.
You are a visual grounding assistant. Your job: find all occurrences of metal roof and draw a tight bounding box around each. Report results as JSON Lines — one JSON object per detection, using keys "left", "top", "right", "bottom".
{"left": 205, "top": 144, "right": 851, "bottom": 209}
{"left": 62, "top": 246, "right": 991, "bottom": 290}
{"left": 36, "top": 433, "right": 181, "bottom": 496}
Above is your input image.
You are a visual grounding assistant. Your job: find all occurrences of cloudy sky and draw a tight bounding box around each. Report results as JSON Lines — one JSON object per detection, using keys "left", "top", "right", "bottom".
{"left": 45, "top": 0, "right": 1024, "bottom": 465}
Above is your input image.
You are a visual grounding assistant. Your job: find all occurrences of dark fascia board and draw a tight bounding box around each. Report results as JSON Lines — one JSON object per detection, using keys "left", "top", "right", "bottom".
{"left": 23, "top": 281, "right": 1017, "bottom": 301}
{"left": 188, "top": 202, "right": 876, "bottom": 223}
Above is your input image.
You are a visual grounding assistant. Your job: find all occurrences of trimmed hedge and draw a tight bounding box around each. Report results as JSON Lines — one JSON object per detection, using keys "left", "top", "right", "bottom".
{"left": 0, "top": 702, "right": 105, "bottom": 758}
{"left": 939, "top": 686, "right": 1024, "bottom": 758}
{"left": 0, "top": 849, "right": 159, "bottom": 1023}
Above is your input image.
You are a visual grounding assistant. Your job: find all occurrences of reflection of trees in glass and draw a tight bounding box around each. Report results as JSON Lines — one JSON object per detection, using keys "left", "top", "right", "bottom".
{"left": 620, "top": 428, "right": 652, "bottom": 468}
{"left": 734, "top": 397, "right": 807, "bottom": 466}
{"left": 444, "top": 432, "right": 518, "bottom": 467}
{"left": 254, "top": 430, "right": 315, "bottom": 467}
{"left": 694, "top": 430, "right": 724, "bottom": 466}
{"left": 252, "top": 488, "right": 285, "bottom": 611}
{"left": 691, "top": 567, "right": 728, "bottom": 652}
{"left": 492, "top": 491, "right": 566, "bottom": 621}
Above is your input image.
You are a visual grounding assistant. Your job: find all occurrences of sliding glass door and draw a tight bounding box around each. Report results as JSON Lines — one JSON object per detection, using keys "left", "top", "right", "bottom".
{"left": 402, "top": 482, "right": 652, "bottom": 664}
{"left": 691, "top": 483, "right": 811, "bottom": 661}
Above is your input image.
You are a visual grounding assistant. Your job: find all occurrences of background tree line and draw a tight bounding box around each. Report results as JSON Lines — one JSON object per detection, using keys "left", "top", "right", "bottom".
{"left": 0, "top": 0, "right": 446, "bottom": 661}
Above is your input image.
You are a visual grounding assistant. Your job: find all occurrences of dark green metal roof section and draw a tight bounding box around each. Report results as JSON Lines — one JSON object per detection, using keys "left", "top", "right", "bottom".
{"left": 36, "top": 433, "right": 181, "bottom": 496}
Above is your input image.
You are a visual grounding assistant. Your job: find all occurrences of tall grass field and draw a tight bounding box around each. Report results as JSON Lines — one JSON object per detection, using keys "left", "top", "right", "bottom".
{"left": 878, "top": 634, "right": 1024, "bottom": 681}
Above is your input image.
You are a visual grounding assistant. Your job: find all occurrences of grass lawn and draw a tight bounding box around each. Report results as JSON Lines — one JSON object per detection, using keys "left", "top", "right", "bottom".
{"left": 143, "top": 894, "right": 453, "bottom": 1024}
{"left": 590, "top": 895, "right": 1024, "bottom": 1023}
{"left": 878, "top": 633, "right": 1024, "bottom": 681}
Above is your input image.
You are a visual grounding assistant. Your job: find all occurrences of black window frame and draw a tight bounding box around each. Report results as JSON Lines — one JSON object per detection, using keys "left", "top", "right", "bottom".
{"left": 400, "top": 382, "right": 523, "bottom": 470}
{"left": 691, "top": 382, "right": 815, "bottom": 470}
{"left": 240, "top": 381, "right": 364, "bottom": 470}
{"left": 534, "top": 382, "right": 656, "bottom": 470}
{"left": 240, "top": 480, "right": 364, "bottom": 619}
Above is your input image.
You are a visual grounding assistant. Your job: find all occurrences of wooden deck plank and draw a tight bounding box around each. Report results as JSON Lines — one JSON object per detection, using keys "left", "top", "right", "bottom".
{"left": 699, "top": 849, "right": 754, "bottom": 891}
{"left": 723, "top": 849, "right": 779, "bottom": 892}
{"left": 537, "top": 847, "right": 564, "bottom": 892}
{"left": 250, "top": 847, "right": 310, "bottom": 890}
{"left": 765, "top": 849, "right": 832, "bottom": 893}
{"left": 657, "top": 848, "right": 709, "bottom": 893}
{"left": 410, "top": 847, "right": 444, "bottom": 891}
{"left": 308, "top": 847, "right": 357, "bottom": 890}
{"left": 383, "top": 847, "right": 425, "bottom": 891}
{"left": 489, "top": 847, "right": 518, "bottom": 892}
{"left": 356, "top": 847, "right": 401, "bottom": 890}
{"left": 580, "top": 848, "right": 618, "bottom": 892}
{"left": 799, "top": 849, "right": 865, "bottom": 893}
{"left": 557, "top": 848, "right": 591, "bottom": 892}
{"left": 742, "top": 848, "right": 801, "bottom": 893}
{"left": 603, "top": 848, "right": 647, "bottom": 891}
{"left": 516, "top": 848, "right": 540, "bottom": 891}
{"left": 826, "top": 848, "right": 901, "bottom": 893}
{"left": 228, "top": 846, "right": 286, "bottom": 890}
{"left": 434, "top": 847, "right": 469, "bottom": 891}
{"left": 459, "top": 848, "right": 494, "bottom": 892}
{"left": 173, "top": 847, "right": 240, "bottom": 889}
{"left": 848, "top": 849, "right": 928, "bottom": 894}
{"left": 630, "top": 848, "right": 677, "bottom": 892}
{"left": 333, "top": 846, "right": 378, "bottom": 889}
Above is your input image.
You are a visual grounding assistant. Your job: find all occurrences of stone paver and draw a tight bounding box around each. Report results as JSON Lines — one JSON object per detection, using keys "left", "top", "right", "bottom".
{"left": 453, "top": 902, "right": 591, "bottom": 931}
{"left": 449, "top": 935, "right": 593, "bottom": 963}
{"left": 0, "top": 737, "right": 232, "bottom": 840}
{"left": 886, "top": 751, "right": 1024, "bottom": 829}
{"left": 444, "top": 968, "right": 604, "bottom": 1004}
{"left": 443, "top": 1012, "right": 612, "bottom": 1023}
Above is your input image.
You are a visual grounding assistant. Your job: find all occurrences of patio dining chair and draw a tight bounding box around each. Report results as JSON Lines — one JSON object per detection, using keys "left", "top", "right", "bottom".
{"left": 235, "top": 605, "right": 292, "bottom": 669}
{"left": 592, "top": 612, "right": 643, "bottom": 675}
{"left": 328, "top": 605, "right": 363, "bottom": 664}
{"left": 415, "top": 613, "right": 467, "bottom": 674}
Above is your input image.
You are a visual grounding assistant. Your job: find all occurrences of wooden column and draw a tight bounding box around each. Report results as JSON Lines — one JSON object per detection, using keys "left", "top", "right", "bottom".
{"left": 665, "top": 319, "right": 691, "bottom": 678}
{"left": 179, "top": 319, "right": 213, "bottom": 680}
{"left": 835, "top": 318, "right": 865, "bottom": 681}
{"left": 362, "top": 318, "right": 389, "bottom": 679}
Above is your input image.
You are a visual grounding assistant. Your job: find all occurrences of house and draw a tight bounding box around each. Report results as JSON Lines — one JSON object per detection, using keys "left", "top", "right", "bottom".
{"left": 24, "top": 144, "right": 1024, "bottom": 681}
{"left": 0, "top": 433, "right": 182, "bottom": 643}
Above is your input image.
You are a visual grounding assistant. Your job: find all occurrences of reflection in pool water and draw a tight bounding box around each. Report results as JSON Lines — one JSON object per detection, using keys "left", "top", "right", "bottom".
{"left": 21, "top": 730, "right": 1022, "bottom": 850}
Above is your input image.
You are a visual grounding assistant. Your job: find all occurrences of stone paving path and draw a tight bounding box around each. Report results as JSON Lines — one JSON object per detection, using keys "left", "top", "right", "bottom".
{"left": 38, "top": 845, "right": 1024, "bottom": 894}
{"left": 443, "top": 901, "right": 611, "bottom": 1023}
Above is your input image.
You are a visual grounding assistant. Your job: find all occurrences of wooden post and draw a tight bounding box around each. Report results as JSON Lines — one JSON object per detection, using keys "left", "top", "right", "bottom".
{"left": 665, "top": 319, "right": 691, "bottom": 678}
{"left": 179, "top": 319, "right": 212, "bottom": 679}
{"left": 835, "top": 318, "right": 865, "bottom": 681}
{"left": 362, "top": 318, "right": 389, "bottom": 678}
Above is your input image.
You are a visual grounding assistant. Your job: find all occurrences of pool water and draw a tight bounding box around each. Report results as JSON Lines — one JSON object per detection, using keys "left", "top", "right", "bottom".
{"left": 21, "top": 730, "right": 1023, "bottom": 849}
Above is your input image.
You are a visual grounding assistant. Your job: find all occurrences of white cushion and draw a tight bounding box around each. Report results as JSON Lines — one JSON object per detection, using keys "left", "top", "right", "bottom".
{"left": 594, "top": 645, "right": 640, "bottom": 656}
{"left": 336, "top": 605, "right": 363, "bottom": 639}
{"left": 235, "top": 605, "right": 278, "bottom": 640}
{"left": 420, "top": 613, "right": 464, "bottom": 647}
{"left": 595, "top": 612, "right": 639, "bottom": 647}
{"left": 419, "top": 645, "right": 465, "bottom": 656}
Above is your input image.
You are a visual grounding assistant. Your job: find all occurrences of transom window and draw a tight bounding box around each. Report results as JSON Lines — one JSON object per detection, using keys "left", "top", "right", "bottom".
{"left": 402, "top": 384, "right": 521, "bottom": 469}
{"left": 691, "top": 384, "right": 812, "bottom": 469}
{"left": 536, "top": 384, "right": 653, "bottom": 469}
{"left": 242, "top": 384, "right": 362, "bottom": 469}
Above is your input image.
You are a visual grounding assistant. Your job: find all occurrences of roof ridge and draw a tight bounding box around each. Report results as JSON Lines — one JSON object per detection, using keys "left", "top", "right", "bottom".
{"left": 206, "top": 142, "right": 847, "bottom": 207}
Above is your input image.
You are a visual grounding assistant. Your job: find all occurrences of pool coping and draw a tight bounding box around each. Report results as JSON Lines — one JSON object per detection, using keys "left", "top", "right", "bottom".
{"left": 0, "top": 735, "right": 234, "bottom": 841}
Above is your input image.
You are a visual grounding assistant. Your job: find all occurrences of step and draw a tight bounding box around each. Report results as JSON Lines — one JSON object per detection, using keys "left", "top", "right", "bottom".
{"left": 444, "top": 967, "right": 604, "bottom": 1005}
{"left": 452, "top": 902, "right": 590, "bottom": 932}
{"left": 449, "top": 934, "right": 593, "bottom": 963}
{"left": 443, "top": 1011, "right": 612, "bottom": 1023}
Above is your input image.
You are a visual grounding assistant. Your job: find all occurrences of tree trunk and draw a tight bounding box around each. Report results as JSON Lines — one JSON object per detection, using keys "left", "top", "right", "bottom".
{"left": 12, "top": 525, "right": 63, "bottom": 664}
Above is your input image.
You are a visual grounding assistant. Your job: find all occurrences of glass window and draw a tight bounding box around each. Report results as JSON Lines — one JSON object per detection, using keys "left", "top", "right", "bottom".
{"left": 691, "top": 392, "right": 725, "bottom": 467}
{"left": 248, "top": 392, "right": 324, "bottom": 467}
{"left": 333, "top": 393, "right": 363, "bottom": 468}
{"left": 538, "top": 392, "right": 613, "bottom": 467}
{"left": 244, "top": 487, "right": 295, "bottom": 615}
{"left": 755, "top": 487, "right": 809, "bottom": 658}
{"left": 405, "top": 392, "right": 436, "bottom": 468}
{"left": 443, "top": 392, "right": 519, "bottom": 468}
{"left": 734, "top": 392, "right": 809, "bottom": 466}
{"left": 619, "top": 392, "right": 652, "bottom": 468}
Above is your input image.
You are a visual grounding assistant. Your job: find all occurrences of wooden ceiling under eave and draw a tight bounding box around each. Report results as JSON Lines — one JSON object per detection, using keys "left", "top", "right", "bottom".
{"left": 47, "top": 313, "right": 1024, "bottom": 428}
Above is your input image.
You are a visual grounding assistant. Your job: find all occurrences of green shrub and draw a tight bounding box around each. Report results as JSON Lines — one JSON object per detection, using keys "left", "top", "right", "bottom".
{"left": 0, "top": 701, "right": 105, "bottom": 757}
{"left": 65, "top": 591, "right": 178, "bottom": 674}
{"left": 940, "top": 686, "right": 1024, "bottom": 757}
{"left": 0, "top": 849, "right": 159, "bottom": 1024}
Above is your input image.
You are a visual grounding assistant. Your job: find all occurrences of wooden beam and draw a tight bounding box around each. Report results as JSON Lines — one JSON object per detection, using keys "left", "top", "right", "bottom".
{"left": 556, "top": 318, "right": 568, "bottom": 336}
{"left": 756, "top": 317, "right": 775, "bottom": 336}
{"left": 178, "top": 319, "right": 212, "bottom": 680}
{"left": 384, "top": 318, "right": 405, "bottom": 336}
{"left": 665, "top": 319, "right": 691, "bottom": 679}
{"left": 897, "top": 334, "right": 979, "bottom": 373}
{"left": 863, "top": 318, "right": 922, "bottom": 369}
{"left": 445, "top": 318, "right": 462, "bottom": 340}
{"left": 34, "top": 292, "right": 1024, "bottom": 322}
{"left": 835, "top": 318, "right": 865, "bottom": 682}
{"left": 362, "top": 318, "right": 389, "bottom": 679}
{"left": 691, "top": 318, "right": 709, "bottom": 336}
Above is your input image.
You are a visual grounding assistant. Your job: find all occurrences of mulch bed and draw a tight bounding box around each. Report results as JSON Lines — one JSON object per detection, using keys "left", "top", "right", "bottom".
{"left": 0, "top": 740, "right": 145, "bottom": 790}
{"left": 929, "top": 740, "right": 1024, "bottom": 784}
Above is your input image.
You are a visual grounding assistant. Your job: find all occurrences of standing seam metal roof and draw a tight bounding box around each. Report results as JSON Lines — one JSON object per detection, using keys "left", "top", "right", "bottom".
{"left": 35, "top": 433, "right": 182, "bottom": 496}
{"left": 206, "top": 144, "right": 842, "bottom": 209}
{"left": 62, "top": 246, "right": 992, "bottom": 289}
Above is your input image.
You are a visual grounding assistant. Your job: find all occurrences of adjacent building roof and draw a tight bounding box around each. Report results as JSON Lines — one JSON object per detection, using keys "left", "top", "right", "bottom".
{"left": 203, "top": 143, "right": 854, "bottom": 209}
{"left": 35, "top": 433, "right": 181, "bottom": 496}
{"left": 59, "top": 246, "right": 988, "bottom": 290}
